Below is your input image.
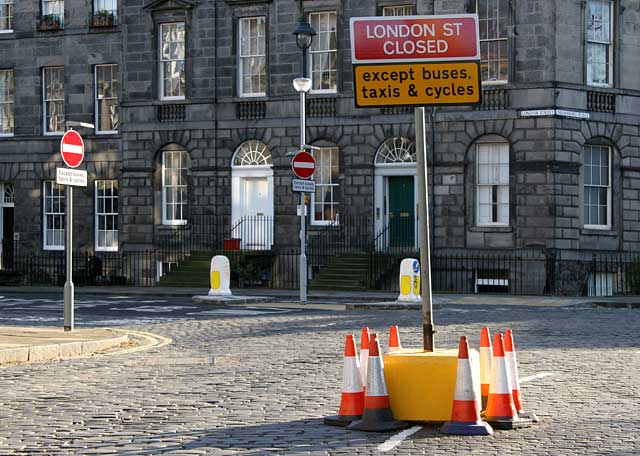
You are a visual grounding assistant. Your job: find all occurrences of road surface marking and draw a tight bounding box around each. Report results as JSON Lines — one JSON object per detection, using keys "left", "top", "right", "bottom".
{"left": 377, "top": 425, "right": 422, "bottom": 452}
{"left": 520, "top": 372, "right": 554, "bottom": 383}
{"left": 115, "top": 305, "right": 195, "bottom": 313}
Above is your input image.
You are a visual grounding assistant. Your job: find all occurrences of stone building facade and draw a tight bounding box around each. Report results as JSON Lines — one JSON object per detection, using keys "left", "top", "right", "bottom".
{"left": 0, "top": 0, "right": 639, "bottom": 292}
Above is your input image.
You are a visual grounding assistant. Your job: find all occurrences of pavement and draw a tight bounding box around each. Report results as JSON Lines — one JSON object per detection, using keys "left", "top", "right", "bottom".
{"left": 0, "top": 326, "right": 131, "bottom": 365}
{"left": 0, "top": 288, "right": 639, "bottom": 454}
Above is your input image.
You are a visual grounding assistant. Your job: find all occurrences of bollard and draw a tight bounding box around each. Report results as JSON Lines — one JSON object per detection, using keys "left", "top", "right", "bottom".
{"left": 397, "top": 259, "right": 421, "bottom": 302}
{"left": 208, "top": 255, "right": 232, "bottom": 296}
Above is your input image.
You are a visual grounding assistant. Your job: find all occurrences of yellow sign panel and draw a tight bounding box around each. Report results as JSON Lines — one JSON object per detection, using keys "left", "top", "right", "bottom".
{"left": 353, "top": 61, "right": 481, "bottom": 108}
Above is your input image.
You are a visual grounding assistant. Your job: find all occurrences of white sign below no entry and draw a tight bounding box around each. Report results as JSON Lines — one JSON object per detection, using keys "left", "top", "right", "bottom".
{"left": 292, "top": 179, "right": 316, "bottom": 193}
{"left": 56, "top": 167, "right": 87, "bottom": 187}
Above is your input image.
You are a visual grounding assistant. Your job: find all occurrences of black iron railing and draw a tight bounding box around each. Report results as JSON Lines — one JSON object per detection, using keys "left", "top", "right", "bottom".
{"left": 230, "top": 215, "right": 274, "bottom": 251}
{"left": 4, "top": 231, "right": 640, "bottom": 296}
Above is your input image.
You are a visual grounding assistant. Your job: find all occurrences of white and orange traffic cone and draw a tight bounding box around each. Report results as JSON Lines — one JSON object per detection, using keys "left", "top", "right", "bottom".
{"left": 325, "top": 334, "right": 365, "bottom": 427}
{"left": 480, "top": 327, "right": 492, "bottom": 411}
{"left": 359, "top": 327, "right": 370, "bottom": 390}
{"left": 505, "top": 329, "right": 539, "bottom": 423}
{"left": 348, "top": 333, "right": 409, "bottom": 432}
{"left": 441, "top": 336, "right": 493, "bottom": 435}
{"left": 485, "top": 333, "right": 531, "bottom": 430}
{"left": 388, "top": 325, "right": 402, "bottom": 353}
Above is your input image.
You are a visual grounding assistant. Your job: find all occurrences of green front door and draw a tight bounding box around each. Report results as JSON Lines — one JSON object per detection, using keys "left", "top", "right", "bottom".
{"left": 388, "top": 176, "right": 414, "bottom": 248}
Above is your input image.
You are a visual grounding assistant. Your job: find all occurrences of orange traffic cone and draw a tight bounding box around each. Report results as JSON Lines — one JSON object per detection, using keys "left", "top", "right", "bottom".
{"left": 325, "top": 334, "right": 365, "bottom": 427}
{"left": 388, "top": 325, "right": 402, "bottom": 353}
{"left": 441, "top": 336, "right": 493, "bottom": 435}
{"left": 348, "top": 333, "right": 409, "bottom": 432}
{"left": 485, "top": 333, "right": 531, "bottom": 430}
{"left": 479, "top": 327, "right": 492, "bottom": 410}
{"left": 505, "top": 329, "right": 539, "bottom": 423}
{"left": 359, "top": 327, "right": 370, "bottom": 389}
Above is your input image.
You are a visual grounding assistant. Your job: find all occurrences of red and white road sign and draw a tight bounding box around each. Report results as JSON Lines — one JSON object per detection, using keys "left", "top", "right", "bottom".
{"left": 350, "top": 14, "right": 480, "bottom": 64}
{"left": 291, "top": 151, "right": 316, "bottom": 179}
{"left": 60, "top": 130, "right": 85, "bottom": 168}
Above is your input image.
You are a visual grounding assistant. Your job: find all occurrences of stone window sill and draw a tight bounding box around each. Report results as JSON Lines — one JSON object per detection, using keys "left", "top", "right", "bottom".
{"left": 580, "top": 228, "right": 617, "bottom": 237}
{"left": 469, "top": 226, "right": 513, "bottom": 233}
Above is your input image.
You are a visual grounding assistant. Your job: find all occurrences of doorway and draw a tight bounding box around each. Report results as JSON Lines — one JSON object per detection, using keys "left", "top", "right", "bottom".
{"left": 231, "top": 141, "right": 274, "bottom": 250}
{"left": 0, "top": 183, "right": 15, "bottom": 270}
{"left": 388, "top": 176, "right": 415, "bottom": 247}
{"left": 373, "top": 137, "right": 418, "bottom": 251}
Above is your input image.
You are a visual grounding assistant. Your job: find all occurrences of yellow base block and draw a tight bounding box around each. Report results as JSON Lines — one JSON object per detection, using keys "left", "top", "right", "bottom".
{"left": 383, "top": 348, "right": 479, "bottom": 422}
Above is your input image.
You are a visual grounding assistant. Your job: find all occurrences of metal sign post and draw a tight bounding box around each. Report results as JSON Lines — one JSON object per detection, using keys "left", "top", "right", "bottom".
{"left": 63, "top": 185, "right": 74, "bottom": 331}
{"left": 59, "top": 125, "right": 91, "bottom": 331}
{"left": 415, "top": 107, "right": 435, "bottom": 351}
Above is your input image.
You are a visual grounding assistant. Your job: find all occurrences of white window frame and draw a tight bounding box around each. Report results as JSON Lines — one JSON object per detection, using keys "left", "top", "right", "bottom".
{"left": 43, "top": 181, "right": 65, "bottom": 251}
{"left": 309, "top": 11, "right": 337, "bottom": 94}
{"left": 42, "top": 0, "right": 64, "bottom": 24}
{"left": 238, "top": 16, "right": 266, "bottom": 98}
{"left": 159, "top": 22, "right": 186, "bottom": 101}
{"left": 476, "top": 142, "right": 509, "bottom": 227}
{"left": 583, "top": 145, "right": 612, "bottom": 230}
{"left": 0, "top": 69, "right": 13, "bottom": 137}
{"left": 95, "top": 180, "right": 118, "bottom": 252}
{"left": 311, "top": 146, "right": 340, "bottom": 226}
{"left": 382, "top": 5, "right": 413, "bottom": 16}
{"left": 94, "top": 0, "right": 117, "bottom": 16}
{"left": 476, "top": 0, "right": 509, "bottom": 85}
{"left": 94, "top": 64, "right": 118, "bottom": 134}
{"left": 586, "top": 0, "right": 614, "bottom": 88}
{"left": 42, "top": 66, "right": 64, "bottom": 136}
{"left": 162, "top": 150, "right": 188, "bottom": 226}
{"left": 0, "top": 0, "right": 13, "bottom": 33}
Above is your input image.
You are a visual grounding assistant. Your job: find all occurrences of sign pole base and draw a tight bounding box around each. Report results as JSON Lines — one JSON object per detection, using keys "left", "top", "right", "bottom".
{"left": 63, "top": 280, "right": 74, "bottom": 332}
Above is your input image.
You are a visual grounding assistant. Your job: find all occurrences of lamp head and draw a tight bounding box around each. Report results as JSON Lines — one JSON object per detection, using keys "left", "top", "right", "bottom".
{"left": 293, "top": 77, "right": 312, "bottom": 93}
{"left": 293, "top": 21, "right": 316, "bottom": 50}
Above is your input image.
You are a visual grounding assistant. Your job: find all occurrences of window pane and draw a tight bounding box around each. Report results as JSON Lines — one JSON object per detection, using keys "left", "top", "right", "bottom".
{"left": 309, "top": 12, "right": 337, "bottom": 92}
{"left": 0, "top": 69, "right": 13, "bottom": 134}
{"left": 160, "top": 22, "right": 186, "bottom": 99}
{"left": 162, "top": 150, "right": 188, "bottom": 224}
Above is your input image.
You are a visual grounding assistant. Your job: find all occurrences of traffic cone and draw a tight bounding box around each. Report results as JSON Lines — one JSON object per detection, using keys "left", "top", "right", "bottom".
{"left": 359, "top": 327, "right": 370, "bottom": 390}
{"left": 441, "top": 336, "right": 493, "bottom": 435}
{"left": 348, "top": 333, "right": 409, "bottom": 432}
{"left": 388, "top": 325, "right": 402, "bottom": 353}
{"left": 325, "top": 334, "right": 365, "bottom": 427}
{"left": 479, "top": 327, "right": 492, "bottom": 411}
{"left": 504, "top": 329, "right": 539, "bottom": 423}
{"left": 484, "top": 333, "right": 531, "bottom": 430}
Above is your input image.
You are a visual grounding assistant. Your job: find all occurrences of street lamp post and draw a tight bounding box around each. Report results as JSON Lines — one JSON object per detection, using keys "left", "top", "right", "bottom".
{"left": 293, "top": 78, "right": 311, "bottom": 303}
{"left": 292, "top": 13, "right": 315, "bottom": 303}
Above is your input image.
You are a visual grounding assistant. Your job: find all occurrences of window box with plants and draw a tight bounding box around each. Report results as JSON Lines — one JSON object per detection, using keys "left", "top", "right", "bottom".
{"left": 38, "top": 14, "right": 63, "bottom": 31}
{"left": 91, "top": 10, "right": 117, "bottom": 28}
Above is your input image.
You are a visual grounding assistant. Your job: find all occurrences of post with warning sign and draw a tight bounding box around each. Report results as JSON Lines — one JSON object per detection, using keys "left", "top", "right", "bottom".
{"left": 350, "top": 14, "right": 481, "bottom": 351}
{"left": 58, "top": 126, "right": 90, "bottom": 331}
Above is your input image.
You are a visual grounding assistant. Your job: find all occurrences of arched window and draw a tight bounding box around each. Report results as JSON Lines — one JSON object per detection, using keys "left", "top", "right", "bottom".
{"left": 162, "top": 148, "right": 189, "bottom": 225}
{"left": 232, "top": 140, "right": 272, "bottom": 167}
{"left": 583, "top": 143, "right": 612, "bottom": 229}
{"left": 375, "top": 137, "right": 415, "bottom": 165}
{"left": 476, "top": 141, "right": 509, "bottom": 226}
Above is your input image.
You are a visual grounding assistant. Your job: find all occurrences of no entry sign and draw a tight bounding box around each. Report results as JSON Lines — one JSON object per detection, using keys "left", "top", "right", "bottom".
{"left": 60, "top": 130, "right": 85, "bottom": 168}
{"left": 291, "top": 151, "right": 316, "bottom": 180}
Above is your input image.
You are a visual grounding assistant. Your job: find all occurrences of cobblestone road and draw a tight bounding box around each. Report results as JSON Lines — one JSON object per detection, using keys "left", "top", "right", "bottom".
{"left": 0, "top": 303, "right": 639, "bottom": 455}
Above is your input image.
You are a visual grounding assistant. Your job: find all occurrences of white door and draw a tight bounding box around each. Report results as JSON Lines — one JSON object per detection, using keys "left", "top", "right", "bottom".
{"left": 232, "top": 176, "right": 274, "bottom": 250}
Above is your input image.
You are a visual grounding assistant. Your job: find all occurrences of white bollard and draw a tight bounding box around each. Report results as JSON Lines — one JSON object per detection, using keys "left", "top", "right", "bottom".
{"left": 208, "top": 255, "right": 232, "bottom": 296}
{"left": 397, "top": 258, "right": 421, "bottom": 302}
